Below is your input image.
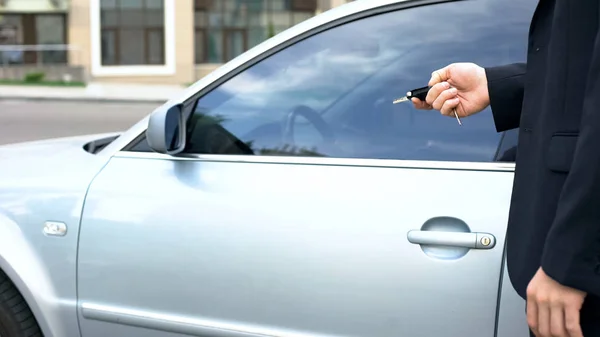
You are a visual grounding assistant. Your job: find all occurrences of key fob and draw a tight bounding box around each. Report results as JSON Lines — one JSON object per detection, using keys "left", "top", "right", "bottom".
{"left": 406, "top": 86, "right": 431, "bottom": 101}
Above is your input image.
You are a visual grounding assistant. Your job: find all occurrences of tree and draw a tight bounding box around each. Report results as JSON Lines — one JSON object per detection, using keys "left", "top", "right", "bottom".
{"left": 267, "top": 22, "right": 276, "bottom": 39}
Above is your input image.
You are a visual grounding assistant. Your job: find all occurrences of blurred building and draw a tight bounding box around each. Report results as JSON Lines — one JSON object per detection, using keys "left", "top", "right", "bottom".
{"left": 0, "top": 0, "right": 353, "bottom": 85}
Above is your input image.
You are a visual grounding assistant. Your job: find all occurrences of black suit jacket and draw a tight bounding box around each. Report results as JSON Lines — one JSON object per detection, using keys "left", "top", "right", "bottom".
{"left": 486, "top": 0, "right": 600, "bottom": 307}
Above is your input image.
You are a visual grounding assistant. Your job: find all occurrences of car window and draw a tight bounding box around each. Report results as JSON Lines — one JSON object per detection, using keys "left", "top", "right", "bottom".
{"left": 496, "top": 128, "right": 519, "bottom": 162}
{"left": 129, "top": 0, "right": 536, "bottom": 162}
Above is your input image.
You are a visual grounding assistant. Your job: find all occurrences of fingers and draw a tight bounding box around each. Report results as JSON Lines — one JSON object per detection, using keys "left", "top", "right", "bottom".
{"left": 432, "top": 87, "right": 458, "bottom": 111}
{"left": 565, "top": 304, "right": 583, "bottom": 337}
{"left": 428, "top": 65, "right": 451, "bottom": 87}
{"left": 411, "top": 97, "right": 432, "bottom": 110}
{"left": 425, "top": 81, "right": 451, "bottom": 106}
{"left": 525, "top": 268, "right": 587, "bottom": 337}
{"left": 440, "top": 98, "right": 460, "bottom": 117}
{"left": 527, "top": 295, "right": 583, "bottom": 337}
{"left": 537, "top": 301, "right": 551, "bottom": 337}
{"left": 527, "top": 298, "right": 540, "bottom": 336}
{"left": 414, "top": 63, "right": 454, "bottom": 112}
{"left": 425, "top": 81, "right": 459, "bottom": 117}
{"left": 550, "top": 304, "right": 566, "bottom": 337}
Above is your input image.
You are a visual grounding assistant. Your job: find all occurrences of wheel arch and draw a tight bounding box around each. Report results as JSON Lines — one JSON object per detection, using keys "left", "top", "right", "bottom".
{"left": 0, "top": 212, "right": 70, "bottom": 337}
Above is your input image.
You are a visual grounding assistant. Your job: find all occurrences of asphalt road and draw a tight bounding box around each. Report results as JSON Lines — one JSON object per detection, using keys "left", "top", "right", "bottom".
{"left": 0, "top": 99, "right": 160, "bottom": 146}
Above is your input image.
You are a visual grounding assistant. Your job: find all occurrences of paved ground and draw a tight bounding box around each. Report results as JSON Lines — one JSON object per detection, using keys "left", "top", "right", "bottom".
{"left": 0, "top": 82, "right": 186, "bottom": 103}
{"left": 0, "top": 99, "right": 159, "bottom": 145}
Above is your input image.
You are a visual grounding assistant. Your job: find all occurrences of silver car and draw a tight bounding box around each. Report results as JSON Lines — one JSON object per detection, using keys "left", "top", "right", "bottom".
{"left": 0, "top": 0, "right": 539, "bottom": 336}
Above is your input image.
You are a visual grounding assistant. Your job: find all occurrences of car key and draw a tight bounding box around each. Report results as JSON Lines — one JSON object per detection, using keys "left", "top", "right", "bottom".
{"left": 393, "top": 85, "right": 462, "bottom": 126}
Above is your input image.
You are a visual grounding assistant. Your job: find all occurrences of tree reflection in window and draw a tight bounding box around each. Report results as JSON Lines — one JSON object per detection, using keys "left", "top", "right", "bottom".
{"left": 185, "top": 109, "right": 326, "bottom": 157}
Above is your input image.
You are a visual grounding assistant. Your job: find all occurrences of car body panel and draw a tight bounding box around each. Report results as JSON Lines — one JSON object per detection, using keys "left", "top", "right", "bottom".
{"left": 496, "top": 254, "right": 529, "bottom": 337}
{"left": 77, "top": 152, "right": 514, "bottom": 337}
{"left": 0, "top": 133, "right": 117, "bottom": 337}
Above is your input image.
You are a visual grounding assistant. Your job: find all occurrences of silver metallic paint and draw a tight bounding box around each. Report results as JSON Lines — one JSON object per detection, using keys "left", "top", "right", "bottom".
{"left": 0, "top": 0, "right": 531, "bottom": 336}
{"left": 81, "top": 302, "right": 341, "bottom": 337}
{"left": 0, "top": 133, "right": 117, "bottom": 336}
{"left": 113, "top": 150, "right": 517, "bottom": 172}
{"left": 146, "top": 104, "right": 186, "bottom": 155}
{"left": 77, "top": 154, "right": 516, "bottom": 337}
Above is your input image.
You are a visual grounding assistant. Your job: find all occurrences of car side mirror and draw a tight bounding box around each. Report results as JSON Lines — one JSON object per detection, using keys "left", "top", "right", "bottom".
{"left": 147, "top": 104, "right": 186, "bottom": 155}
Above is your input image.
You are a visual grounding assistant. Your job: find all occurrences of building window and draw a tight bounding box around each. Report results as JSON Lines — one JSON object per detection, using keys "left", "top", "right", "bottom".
{"left": 0, "top": 14, "right": 67, "bottom": 65}
{"left": 100, "top": 0, "right": 165, "bottom": 66}
{"left": 194, "top": 0, "right": 316, "bottom": 64}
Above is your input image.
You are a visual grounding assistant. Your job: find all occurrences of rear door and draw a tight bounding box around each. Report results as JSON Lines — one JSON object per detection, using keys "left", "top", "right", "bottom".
{"left": 77, "top": 1, "right": 536, "bottom": 336}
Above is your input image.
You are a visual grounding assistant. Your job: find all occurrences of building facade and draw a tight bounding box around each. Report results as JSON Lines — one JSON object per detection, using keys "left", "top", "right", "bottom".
{"left": 0, "top": 0, "right": 352, "bottom": 85}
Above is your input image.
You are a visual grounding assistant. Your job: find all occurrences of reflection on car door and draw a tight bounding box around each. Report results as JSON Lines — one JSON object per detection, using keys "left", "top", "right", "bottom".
{"left": 76, "top": 154, "right": 514, "bottom": 337}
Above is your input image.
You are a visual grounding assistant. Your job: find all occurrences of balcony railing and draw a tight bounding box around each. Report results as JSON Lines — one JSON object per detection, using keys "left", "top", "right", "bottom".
{"left": 0, "top": 44, "right": 77, "bottom": 66}
{"left": 0, "top": 44, "right": 87, "bottom": 83}
{"left": 0, "top": 0, "right": 69, "bottom": 11}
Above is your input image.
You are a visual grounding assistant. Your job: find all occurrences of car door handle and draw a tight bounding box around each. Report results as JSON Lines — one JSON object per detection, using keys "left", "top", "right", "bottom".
{"left": 407, "top": 230, "right": 496, "bottom": 249}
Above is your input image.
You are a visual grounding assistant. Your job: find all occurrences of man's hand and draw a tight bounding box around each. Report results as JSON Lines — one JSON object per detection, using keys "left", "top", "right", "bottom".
{"left": 412, "top": 62, "right": 490, "bottom": 118}
{"left": 527, "top": 267, "right": 587, "bottom": 337}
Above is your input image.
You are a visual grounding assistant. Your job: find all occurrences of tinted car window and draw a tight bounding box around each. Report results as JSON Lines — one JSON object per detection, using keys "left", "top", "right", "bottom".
{"left": 130, "top": 0, "right": 536, "bottom": 162}
{"left": 496, "top": 128, "right": 519, "bottom": 162}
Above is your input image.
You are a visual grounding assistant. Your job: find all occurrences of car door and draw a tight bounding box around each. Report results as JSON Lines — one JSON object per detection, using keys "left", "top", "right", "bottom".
{"left": 76, "top": 0, "right": 536, "bottom": 336}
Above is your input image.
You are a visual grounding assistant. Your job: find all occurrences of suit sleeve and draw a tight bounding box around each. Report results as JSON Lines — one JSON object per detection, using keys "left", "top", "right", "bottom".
{"left": 484, "top": 63, "right": 527, "bottom": 132}
{"left": 540, "top": 33, "right": 600, "bottom": 297}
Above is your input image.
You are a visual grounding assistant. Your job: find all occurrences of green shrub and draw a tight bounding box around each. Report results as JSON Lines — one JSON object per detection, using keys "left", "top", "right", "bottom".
{"left": 24, "top": 72, "right": 45, "bottom": 83}
{"left": 267, "top": 22, "right": 276, "bottom": 38}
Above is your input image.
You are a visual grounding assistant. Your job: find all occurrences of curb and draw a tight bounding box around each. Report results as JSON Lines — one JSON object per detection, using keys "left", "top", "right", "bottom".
{"left": 0, "top": 96, "right": 169, "bottom": 104}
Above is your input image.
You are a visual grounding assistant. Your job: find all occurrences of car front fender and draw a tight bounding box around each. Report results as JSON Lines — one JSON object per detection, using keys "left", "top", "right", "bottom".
{"left": 0, "top": 211, "right": 73, "bottom": 337}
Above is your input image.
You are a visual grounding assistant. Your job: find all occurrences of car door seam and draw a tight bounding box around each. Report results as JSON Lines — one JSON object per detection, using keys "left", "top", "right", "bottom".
{"left": 74, "top": 156, "right": 117, "bottom": 337}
